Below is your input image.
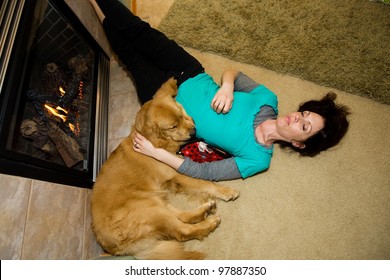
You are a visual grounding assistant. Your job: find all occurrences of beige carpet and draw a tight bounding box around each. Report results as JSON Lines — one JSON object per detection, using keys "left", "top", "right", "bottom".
{"left": 133, "top": 0, "right": 390, "bottom": 260}
{"left": 159, "top": 0, "right": 390, "bottom": 104}
{"left": 164, "top": 50, "right": 390, "bottom": 259}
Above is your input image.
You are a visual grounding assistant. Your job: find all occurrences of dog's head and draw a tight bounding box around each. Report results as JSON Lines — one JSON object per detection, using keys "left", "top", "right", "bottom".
{"left": 134, "top": 78, "right": 195, "bottom": 153}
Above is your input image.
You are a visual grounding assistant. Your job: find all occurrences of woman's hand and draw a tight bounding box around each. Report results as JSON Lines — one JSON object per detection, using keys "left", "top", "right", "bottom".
{"left": 211, "top": 69, "right": 238, "bottom": 114}
{"left": 133, "top": 132, "right": 156, "bottom": 158}
{"left": 211, "top": 86, "right": 234, "bottom": 114}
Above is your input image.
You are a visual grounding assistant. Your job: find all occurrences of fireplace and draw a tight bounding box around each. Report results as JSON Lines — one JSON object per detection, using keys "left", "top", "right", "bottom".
{"left": 0, "top": 0, "right": 110, "bottom": 188}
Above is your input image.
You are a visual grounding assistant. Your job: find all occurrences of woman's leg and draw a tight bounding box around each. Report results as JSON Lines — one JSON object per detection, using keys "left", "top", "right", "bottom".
{"left": 90, "top": 0, "right": 167, "bottom": 102}
{"left": 103, "top": 21, "right": 168, "bottom": 103}
{"left": 95, "top": 0, "right": 204, "bottom": 85}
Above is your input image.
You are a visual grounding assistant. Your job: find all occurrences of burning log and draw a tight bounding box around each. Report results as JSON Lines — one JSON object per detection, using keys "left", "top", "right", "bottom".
{"left": 58, "top": 73, "right": 82, "bottom": 108}
{"left": 21, "top": 53, "right": 91, "bottom": 168}
{"left": 47, "top": 121, "right": 84, "bottom": 167}
{"left": 68, "top": 54, "right": 91, "bottom": 76}
{"left": 20, "top": 119, "right": 84, "bottom": 167}
{"left": 41, "top": 63, "right": 67, "bottom": 97}
{"left": 20, "top": 119, "right": 57, "bottom": 156}
{"left": 26, "top": 89, "right": 56, "bottom": 116}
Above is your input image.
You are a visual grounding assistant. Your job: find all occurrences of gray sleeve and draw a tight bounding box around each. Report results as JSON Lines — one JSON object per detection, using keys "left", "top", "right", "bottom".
{"left": 177, "top": 157, "right": 242, "bottom": 181}
{"left": 234, "top": 72, "right": 260, "bottom": 93}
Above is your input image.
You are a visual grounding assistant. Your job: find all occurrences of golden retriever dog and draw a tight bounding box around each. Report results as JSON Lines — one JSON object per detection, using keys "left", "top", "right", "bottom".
{"left": 91, "top": 78, "right": 239, "bottom": 260}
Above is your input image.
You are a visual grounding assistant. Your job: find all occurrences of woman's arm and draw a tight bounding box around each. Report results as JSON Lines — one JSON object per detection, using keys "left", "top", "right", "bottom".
{"left": 234, "top": 72, "right": 260, "bottom": 93}
{"left": 133, "top": 132, "right": 242, "bottom": 181}
{"left": 133, "top": 132, "right": 184, "bottom": 169}
{"left": 178, "top": 157, "right": 242, "bottom": 181}
{"left": 211, "top": 69, "right": 239, "bottom": 114}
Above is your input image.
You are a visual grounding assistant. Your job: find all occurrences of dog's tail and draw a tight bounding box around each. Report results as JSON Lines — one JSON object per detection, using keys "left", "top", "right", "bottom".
{"left": 132, "top": 240, "right": 205, "bottom": 260}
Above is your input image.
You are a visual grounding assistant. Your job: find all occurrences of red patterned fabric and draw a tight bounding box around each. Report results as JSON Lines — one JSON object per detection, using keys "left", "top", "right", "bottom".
{"left": 178, "top": 140, "right": 231, "bottom": 163}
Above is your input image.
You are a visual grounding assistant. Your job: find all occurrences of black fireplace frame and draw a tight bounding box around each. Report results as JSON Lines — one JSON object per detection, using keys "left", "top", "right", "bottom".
{"left": 0, "top": 0, "right": 110, "bottom": 188}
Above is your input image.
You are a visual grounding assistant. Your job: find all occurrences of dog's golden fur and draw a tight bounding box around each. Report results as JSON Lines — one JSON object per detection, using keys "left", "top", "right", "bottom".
{"left": 91, "top": 78, "right": 239, "bottom": 260}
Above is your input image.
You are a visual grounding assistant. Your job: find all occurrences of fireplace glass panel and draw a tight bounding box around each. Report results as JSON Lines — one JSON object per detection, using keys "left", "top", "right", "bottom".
{"left": 10, "top": 1, "right": 94, "bottom": 171}
{"left": 0, "top": 0, "right": 110, "bottom": 187}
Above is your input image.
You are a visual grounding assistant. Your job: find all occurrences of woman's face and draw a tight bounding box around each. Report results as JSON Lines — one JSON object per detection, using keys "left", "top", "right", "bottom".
{"left": 276, "top": 111, "right": 325, "bottom": 146}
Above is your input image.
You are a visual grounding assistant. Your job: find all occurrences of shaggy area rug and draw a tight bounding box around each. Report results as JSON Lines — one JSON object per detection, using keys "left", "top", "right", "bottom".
{"left": 159, "top": 0, "right": 390, "bottom": 104}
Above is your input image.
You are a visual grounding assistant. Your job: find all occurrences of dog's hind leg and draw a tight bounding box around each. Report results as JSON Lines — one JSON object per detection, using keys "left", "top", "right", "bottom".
{"left": 167, "top": 201, "right": 216, "bottom": 224}
{"left": 172, "top": 214, "right": 221, "bottom": 241}
{"left": 154, "top": 211, "right": 221, "bottom": 241}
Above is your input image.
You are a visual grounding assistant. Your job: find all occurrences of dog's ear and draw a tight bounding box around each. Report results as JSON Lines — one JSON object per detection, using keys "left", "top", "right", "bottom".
{"left": 137, "top": 121, "right": 169, "bottom": 149}
{"left": 134, "top": 102, "right": 150, "bottom": 133}
{"left": 134, "top": 103, "right": 167, "bottom": 147}
{"left": 153, "top": 77, "right": 178, "bottom": 99}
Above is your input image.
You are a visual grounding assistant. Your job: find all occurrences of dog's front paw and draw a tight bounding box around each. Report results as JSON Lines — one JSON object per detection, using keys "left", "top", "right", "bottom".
{"left": 226, "top": 189, "right": 240, "bottom": 201}
{"left": 218, "top": 187, "right": 240, "bottom": 202}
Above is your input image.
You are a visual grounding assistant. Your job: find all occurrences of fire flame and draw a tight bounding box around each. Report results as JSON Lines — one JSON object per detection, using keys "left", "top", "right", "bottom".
{"left": 59, "top": 87, "right": 66, "bottom": 96}
{"left": 44, "top": 103, "right": 80, "bottom": 135}
{"left": 43, "top": 84, "right": 84, "bottom": 136}
{"left": 44, "top": 104, "right": 68, "bottom": 122}
{"left": 78, "top": 81, "right": 84, "bottom": 99}
{"left": 68, "top": 123, "right": 80, "bottom": 136}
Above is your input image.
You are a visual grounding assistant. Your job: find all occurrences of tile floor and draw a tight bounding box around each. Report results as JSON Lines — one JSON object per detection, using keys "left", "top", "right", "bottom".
{"left": 0, "top": 0, "right": 173, "bottom": 260}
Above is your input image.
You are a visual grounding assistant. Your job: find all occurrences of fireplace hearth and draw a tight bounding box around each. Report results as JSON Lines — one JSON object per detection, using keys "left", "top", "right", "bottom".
{"left": 0, "top": 0, "right": 110, "bottom": 188}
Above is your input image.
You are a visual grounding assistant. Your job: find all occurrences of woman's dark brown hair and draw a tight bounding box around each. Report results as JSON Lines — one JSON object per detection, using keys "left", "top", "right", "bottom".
{"left": 280, "top": 92, "right": 350, "bottom": 157}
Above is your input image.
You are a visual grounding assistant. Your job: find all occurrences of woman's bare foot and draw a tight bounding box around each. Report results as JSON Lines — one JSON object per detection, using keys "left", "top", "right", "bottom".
{"left": 89, "top": 0, "right": 105, "bottom": 23}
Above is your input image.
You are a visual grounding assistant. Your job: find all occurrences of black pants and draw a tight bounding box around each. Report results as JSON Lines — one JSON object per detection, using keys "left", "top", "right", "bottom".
{"left": 96, "top": 0, "right": 204, "bottom": 104}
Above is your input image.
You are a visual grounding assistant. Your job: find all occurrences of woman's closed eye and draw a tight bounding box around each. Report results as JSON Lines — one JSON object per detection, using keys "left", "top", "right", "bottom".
{"left": 301, "top": 111, "right": 310, "bottom": 132}
{"left": 301, "top": 111, "right": 309, "bottom": 117}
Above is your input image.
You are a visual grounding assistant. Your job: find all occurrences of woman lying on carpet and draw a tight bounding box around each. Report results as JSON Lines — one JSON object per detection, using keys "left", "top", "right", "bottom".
{"left": 90, "top": 0, "right": 350, "bottom": 181}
